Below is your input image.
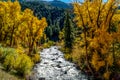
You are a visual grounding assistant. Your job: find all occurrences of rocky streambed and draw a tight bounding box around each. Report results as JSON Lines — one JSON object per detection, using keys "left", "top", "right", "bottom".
{"left": 32, "top": 46, "right": 88, "bottom": 80}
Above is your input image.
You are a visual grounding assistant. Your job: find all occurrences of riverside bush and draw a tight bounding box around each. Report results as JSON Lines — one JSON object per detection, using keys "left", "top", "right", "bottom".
{"left": 31, "top": 53, "right": 40, "bottom": 63}
{"left": 0, "top": 46, "right": 33, "bottom": 76}
{"left": 14, "top": 54, "right": 33, "bottom": 76}
{"left": 3, "top": 51, "right": 17, "bottom": 71}
{"left": 0, "top": 47, "right": 15, "bottom": 63}
{"left": 43, "top": 41, "right": 55, "bottom": 48}
{"left": 64, "top": 53, "right": 72, "bottom": 61}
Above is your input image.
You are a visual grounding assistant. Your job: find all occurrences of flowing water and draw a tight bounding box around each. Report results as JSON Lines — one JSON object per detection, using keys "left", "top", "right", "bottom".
{"left": 32, "top": 46, "right": 88, "bottom": 80}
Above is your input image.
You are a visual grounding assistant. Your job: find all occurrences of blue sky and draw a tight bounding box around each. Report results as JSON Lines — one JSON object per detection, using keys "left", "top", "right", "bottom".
{"left": 44, "top": 0, "right": 71, "bottom": 3}
{"left": 60, "top": 0, "right": 70, "bottom": 3}
{"left": 44, "top": 0, "right": 108, "bottom": 3}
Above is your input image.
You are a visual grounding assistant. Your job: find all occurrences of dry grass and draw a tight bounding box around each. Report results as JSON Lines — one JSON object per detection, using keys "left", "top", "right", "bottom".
{"left": 0, "top": 64, "right": 23, "bottom": 80}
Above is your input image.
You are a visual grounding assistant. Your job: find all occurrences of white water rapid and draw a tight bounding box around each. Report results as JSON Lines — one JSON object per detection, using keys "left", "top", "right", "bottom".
{"left": 31, "top": 46, "right": 88, "bottom": 80}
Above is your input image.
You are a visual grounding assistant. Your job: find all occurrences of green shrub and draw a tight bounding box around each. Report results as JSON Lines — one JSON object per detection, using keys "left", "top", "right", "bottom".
{"left": 43, "top": 41, "right": 55, "bottom": 48}
{"left": 0, "top": 47, "right": 16, "bottom": 63}
{"left": 0, "top": 46, "right": 33, "bottom": 77}
{"left": 31, "top": 53, "right": 40, "bottom": 63}
{"left": 14, "top": 54, "right": 33, "bottom": 76}
{"left": 3, "top": 52, "right": 17, "bottom": 71}
{"left": 64, "top": 53, "right": 72, "bottom": 61}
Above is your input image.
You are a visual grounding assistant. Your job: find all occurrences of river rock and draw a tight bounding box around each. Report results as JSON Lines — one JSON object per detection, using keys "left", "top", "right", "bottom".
{"left": 33, "top": 46, "right": 88, "bottom": 80}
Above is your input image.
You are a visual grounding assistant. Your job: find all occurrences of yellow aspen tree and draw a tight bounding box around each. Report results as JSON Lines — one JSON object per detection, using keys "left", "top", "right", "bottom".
{"left": 0, "top": 1, "right": 47, "bottom": 54}
{"left": 22, "top": 9, "right": 47, "bottom": 55}
{"left": 73, "top": 0, "right": 120, "bottom": 79}
{"left": 0, "top": 1, "right": 24, "bottom": 46}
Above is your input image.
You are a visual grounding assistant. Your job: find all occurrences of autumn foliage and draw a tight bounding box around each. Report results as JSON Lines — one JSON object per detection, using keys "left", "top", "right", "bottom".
{"left": 0, "top": 1, "right": 47, "bottom": 77}
{"left": 0, "top": 1, "right": 47, "bottom": 51}
{"left": 73, "top": 0, "right": 120, "bottom": 79}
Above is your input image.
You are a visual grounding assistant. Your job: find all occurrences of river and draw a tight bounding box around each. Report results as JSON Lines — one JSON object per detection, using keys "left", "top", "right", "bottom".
{"left": 32, "top": 46, "right": 88, "bottom": 80}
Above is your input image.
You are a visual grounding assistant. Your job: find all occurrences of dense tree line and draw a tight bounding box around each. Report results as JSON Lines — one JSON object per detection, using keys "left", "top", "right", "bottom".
{"left": 20, "top": 1, "right": 66, "bottom": 41}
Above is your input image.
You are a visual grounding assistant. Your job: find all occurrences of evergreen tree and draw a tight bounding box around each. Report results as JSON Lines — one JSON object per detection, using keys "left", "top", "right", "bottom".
{"left": 64, "top": 11, "right": 74, "bottom": 52}
{"left": 54, "top": 22, "right": 60, "bottom": 41}
{"left": 45, "top": 26, "right": 53, "bottom": 39}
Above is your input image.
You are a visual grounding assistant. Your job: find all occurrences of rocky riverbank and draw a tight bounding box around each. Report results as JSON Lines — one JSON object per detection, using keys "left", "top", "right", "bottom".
{"left": 32, "top": 46, "right": 88, "bottom": 80}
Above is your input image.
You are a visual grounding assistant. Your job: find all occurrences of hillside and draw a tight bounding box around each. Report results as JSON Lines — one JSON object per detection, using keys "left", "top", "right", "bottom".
{"left": 49, "top": 0, "right": 72, "bottom": 9}
{"left": 20, "top": 1, "right": 71, "bottom": 41}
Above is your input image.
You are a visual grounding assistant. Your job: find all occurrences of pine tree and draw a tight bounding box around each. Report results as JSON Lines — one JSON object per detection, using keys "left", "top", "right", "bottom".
{"left": 64, "top": 11, "right": 74, "bottom": 52}
{"left": 45, "top": 26, "right": 53, "bottom": 39}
